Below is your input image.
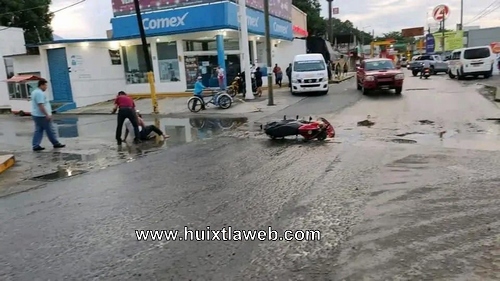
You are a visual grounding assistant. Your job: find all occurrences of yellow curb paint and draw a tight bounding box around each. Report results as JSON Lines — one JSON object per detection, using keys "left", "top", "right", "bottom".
{"left": 0, "top": 154, "right": 15, "bottom": 174}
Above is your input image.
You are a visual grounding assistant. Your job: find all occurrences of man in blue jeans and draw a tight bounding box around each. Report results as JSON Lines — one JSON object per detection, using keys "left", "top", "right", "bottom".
{"left": 31, "top": 79, "right": 65, "bottom": 151}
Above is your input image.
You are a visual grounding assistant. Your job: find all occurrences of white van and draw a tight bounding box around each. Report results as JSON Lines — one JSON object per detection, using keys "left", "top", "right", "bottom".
{"left": 448, "top": 46, "right": 495, "bottom": 79}
{"left": 291, "top": 54, "right": 329, "bottom": 95}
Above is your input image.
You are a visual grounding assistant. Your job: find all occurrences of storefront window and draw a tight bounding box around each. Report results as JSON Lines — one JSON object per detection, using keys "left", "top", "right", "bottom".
{"left": 183, "top": 39, "right": 239, "bottom": 51}
{"left": 157, "top": 42, "right": 180, "bottom": 82}
{"left": 8, "top": 81, "right": 37, "bottom": 100}
{"left": 122, "top": 44, "right": 151, "bottom": 84}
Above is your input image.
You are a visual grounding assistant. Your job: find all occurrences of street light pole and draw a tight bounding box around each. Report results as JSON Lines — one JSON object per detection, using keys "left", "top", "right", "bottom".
{"left": 263, "top": 0, "right": 274, "bottom": 105}
{"left": 238, "top": 0, "right": 254, "bottom": 99}
{"left": 133, "top": 0, "right": 158, "bottom": 114}
{"left": 327, "top": 0, "right": 333, "bottom": 43}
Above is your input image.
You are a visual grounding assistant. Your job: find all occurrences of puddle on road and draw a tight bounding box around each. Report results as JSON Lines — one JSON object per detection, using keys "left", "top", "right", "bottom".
{"left": 6, "top": 116, "right": 248, "bottom": 183}
{"left": 31, "top": 169, "right": 87, "bottom": 182}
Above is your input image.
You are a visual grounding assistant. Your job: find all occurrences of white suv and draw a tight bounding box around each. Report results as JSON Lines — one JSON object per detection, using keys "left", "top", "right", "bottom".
{"left": 448, "top": 46, "right": 495, "bottom": 79}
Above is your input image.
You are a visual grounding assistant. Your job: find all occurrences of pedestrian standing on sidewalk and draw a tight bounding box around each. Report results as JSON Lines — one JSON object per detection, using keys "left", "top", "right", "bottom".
{"left": 111, "top": 91, "right": 140, "bottom": 145}
{"left": 31, "top": 79, "right": 66, "bottom": 151}
{"left": 286, "top": 63, "right": 292, "bottom": 87}
{"left": 216, "top": 66, "right": 225, "bottom": 90}
{"left": 254, "top": 67, "right": 263, "bottom": 97}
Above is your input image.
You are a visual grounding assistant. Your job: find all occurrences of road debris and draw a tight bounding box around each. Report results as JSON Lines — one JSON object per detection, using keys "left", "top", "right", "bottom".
{"left": 418, "top": 120, "right": 434, "bottom": 125}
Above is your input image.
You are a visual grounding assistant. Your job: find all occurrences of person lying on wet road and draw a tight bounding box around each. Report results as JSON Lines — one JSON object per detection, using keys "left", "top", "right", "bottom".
{"left": 111, "top": 91, "right": 140, "bottom": 145}
{"left": 123, "top": 111, "right": 169, "bottom": 142}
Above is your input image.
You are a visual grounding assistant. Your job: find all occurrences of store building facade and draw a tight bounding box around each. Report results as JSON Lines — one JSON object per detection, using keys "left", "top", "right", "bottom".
{"left": 2, "top": 1, "right": 307, "bottom": 113}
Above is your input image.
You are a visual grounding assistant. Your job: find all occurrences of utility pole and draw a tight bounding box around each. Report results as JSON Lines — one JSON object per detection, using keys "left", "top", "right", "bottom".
{"left": 459, "top": 0, "right": 463, "bottom": 30}
{"left": 327, "top": 0, "right": 333, "bottom": 43}
{"left": 238, "top": 0, "right": 254, "bottom": 99}
{"left": 441, "top": 12, "right": 445, "bottom": 53}
{"left": 133, "top": 0, "right": 158, "bottom": 114}
{"left": 263, "top": 0, "right": 274, "bottom": 105}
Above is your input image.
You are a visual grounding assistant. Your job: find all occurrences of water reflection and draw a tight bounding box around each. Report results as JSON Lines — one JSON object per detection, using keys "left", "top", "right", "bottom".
{"left": 54, "top": 118, "right": 79, "bottom": 138}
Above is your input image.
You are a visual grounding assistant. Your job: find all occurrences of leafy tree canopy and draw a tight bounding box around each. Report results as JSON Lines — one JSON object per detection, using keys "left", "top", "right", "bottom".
{"left": 0, "top": 0, "right": 53, "bottom": 44}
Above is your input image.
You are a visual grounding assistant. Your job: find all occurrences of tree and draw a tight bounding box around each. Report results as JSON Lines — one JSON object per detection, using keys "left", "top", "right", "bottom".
{"left": 324, "top": 18, "right": 374, "bottom": 44}
{"left": 376, "top": 31, "right": 416, "bottom": 44}
{"left": 293, "top": 0, "right": 326, "bottom": 36}
{"left": 0, "top": 0, "right": 54, "bottom": 44}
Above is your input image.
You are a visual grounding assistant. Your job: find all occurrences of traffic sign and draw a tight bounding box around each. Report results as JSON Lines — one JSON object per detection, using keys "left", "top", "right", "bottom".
{"left": 433, "top": 5, "right": 450, "bottom": 21}
{"left": 332, "top": 7, "right": 339, "bottom": 14}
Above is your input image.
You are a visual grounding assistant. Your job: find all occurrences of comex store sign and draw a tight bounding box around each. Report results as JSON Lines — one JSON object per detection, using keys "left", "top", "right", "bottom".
{"left": 142, "top": 13, "right": 189, "bottom": 30}
{"left": 273, "top": 22, "right": 289, "bottom": 35}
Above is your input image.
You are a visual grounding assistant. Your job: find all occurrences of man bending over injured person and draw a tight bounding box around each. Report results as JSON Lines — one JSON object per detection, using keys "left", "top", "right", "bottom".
{"left": 123, "top": 110, "right": 169, "bottom": 142}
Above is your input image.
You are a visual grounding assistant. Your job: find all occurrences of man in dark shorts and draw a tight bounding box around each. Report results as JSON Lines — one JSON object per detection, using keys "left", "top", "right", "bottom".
{"left": 111, "top": 91, "right": 140, "bottom": 145}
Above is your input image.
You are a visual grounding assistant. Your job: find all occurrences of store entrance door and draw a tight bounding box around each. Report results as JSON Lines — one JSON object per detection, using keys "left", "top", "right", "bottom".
{"left": 183, "top": 54, "right": 240, "bottom": 89}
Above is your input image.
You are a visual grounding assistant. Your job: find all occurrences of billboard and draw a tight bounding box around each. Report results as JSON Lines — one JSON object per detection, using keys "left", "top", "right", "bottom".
{"left": 112, "top": 0, "right": 292, "bottom": 21}
{"left": 433, "top": 30, "right": 464, "bottom": 51}
{"left": 402, "top": 27, "right": 424, "bottom": 37}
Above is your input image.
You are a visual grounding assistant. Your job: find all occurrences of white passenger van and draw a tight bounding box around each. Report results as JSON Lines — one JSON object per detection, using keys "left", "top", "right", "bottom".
{"left": 291, "top": 54, "right": 329, "bottom": 95}
{"left": 448, "top": 46, "right": 495, "bottom": 79}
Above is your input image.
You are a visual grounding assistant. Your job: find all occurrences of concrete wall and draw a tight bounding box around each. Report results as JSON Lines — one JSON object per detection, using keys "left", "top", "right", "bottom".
{"left": 0, "top": 27, "right": 27, "bottom": 107}
{"left": 64, "top": 44, "right": 126, "bottom": 107}
{"left": 292, "top": 6, "right": 307, "bottom": 32}
{"left": 468, "top": 27, "right": 500, "bottom": 47}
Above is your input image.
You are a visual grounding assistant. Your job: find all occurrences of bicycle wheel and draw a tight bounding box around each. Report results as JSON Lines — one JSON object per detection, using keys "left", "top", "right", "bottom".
{"left": 187, "top": 97, "right": 203, "bottom": 113}
{"left": 218, "top": 94, "right": 232, "bottom": 109}
{"left": 227, "top": 86, "right": 237, "bottom": 97}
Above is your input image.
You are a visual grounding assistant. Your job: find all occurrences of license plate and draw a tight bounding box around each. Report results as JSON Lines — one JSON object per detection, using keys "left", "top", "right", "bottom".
{"left": 380, "top": 86, "right": 389, "bottom": 89}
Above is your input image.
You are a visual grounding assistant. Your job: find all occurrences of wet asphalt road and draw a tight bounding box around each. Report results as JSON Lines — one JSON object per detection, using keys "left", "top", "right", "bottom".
{"left": 2, "top": 72, "right": 500, "bottom": 280}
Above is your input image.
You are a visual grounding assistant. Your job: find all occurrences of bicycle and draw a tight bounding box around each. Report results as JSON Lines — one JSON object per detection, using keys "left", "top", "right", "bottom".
{"left": 187, "top": 89, "right": 233, "bottom": 113}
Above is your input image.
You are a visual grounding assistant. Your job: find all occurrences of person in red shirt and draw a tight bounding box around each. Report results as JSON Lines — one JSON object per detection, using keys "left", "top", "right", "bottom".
{"left": 111, "top": 91, "right": 140, "bottom": 145}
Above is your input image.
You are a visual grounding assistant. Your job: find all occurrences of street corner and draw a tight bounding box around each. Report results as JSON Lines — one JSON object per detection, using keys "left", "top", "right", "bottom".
{"left": 0, "top": 154, "right": 15, "bottom": 174}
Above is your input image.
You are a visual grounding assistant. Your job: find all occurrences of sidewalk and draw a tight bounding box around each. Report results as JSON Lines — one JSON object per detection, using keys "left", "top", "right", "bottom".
{"left": 61, "top": 87, "right": 304, "bottom": 117}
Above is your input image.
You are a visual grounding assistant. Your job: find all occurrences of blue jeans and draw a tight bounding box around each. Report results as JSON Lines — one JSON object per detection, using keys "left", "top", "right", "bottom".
{"left": 32, "top": 116, "right": 60, "bottom": 148}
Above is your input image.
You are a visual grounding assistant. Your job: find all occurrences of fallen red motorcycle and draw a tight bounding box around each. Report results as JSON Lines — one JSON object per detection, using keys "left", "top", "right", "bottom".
{"left": 261, "top": 115, "right": 335, "bottom": 141}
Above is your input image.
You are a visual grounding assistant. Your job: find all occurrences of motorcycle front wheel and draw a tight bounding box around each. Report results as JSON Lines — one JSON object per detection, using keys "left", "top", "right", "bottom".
{"left": 317, "top": 130, "right": 328, "bottom": 141}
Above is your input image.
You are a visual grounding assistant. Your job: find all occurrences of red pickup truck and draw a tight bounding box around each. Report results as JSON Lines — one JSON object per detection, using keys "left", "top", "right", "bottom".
{"left": 356, "top": 58, "right": 405, "bottom": 95}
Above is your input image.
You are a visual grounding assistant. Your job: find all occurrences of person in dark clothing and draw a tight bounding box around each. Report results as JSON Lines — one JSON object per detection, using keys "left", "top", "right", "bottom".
{"left": 111, "top": 91, "right": 140, "bottom": 145}
{"left": 254, "top": 67, "right": 263, "bottom": 97}
{"left": 124, "top": 111, "right": 169, "bottom": 141}
{"left": 286, "top": 63, "right": 292, "bottom": 87}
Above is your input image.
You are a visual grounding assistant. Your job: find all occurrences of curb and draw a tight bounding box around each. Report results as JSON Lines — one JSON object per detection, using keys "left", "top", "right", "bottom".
{"left": 0, "top": 154, "right": 15, "bottom": 174}
{"left": 330, "top": 75, "right": 355, "bottom": 84}
{"left": 480, "top": 84, "right": 500, "bottom": 101}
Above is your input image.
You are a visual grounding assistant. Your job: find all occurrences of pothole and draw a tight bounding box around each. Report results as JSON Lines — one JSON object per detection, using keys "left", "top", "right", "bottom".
{"left": 31, "top": 169, "right": 87, "bottom": 182}
{"left": 418, "top": 120, "right": 435, "bottom": 125}
{"left": 406, "top": 88, "right": 432, "bottom": 91}
{"left": 395, "top": 132, "right": 425, "bottom": 137}
{"left": 390, "top": 138, "right": 417, "bottom": 144}
{"left": 357, "top": 120, "right": 375, "bottom": 127}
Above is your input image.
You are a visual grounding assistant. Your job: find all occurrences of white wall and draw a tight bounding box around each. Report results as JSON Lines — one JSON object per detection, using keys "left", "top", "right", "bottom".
{"left": 13, "top": 55, "right": 43, "bottom": 74}
{"left": 0, "top": 27, "right": 27, "bottom": 107}
{"left": 66, "top": 44, "right": 126, "bottom": 107}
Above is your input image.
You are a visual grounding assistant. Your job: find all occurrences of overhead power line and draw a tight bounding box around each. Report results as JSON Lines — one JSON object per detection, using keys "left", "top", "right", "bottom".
{"left": 465, "top": 0, "right": 500, "bottom": 25}
{"left": 0, "top": 0, "right": 86, "bottom": 31}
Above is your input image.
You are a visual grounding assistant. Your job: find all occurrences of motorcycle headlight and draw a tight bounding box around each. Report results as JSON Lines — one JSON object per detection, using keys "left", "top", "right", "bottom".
{"left": 365, "top": 76, "right": 375, "bottom": 81}
{"left": 395, "top": 74, "right": 404, "bottom": 80}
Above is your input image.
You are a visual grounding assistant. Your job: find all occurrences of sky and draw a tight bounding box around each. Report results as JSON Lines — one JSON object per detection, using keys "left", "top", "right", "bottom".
{"left": 50, "top": 0, "right": 500, "bottom": 38}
